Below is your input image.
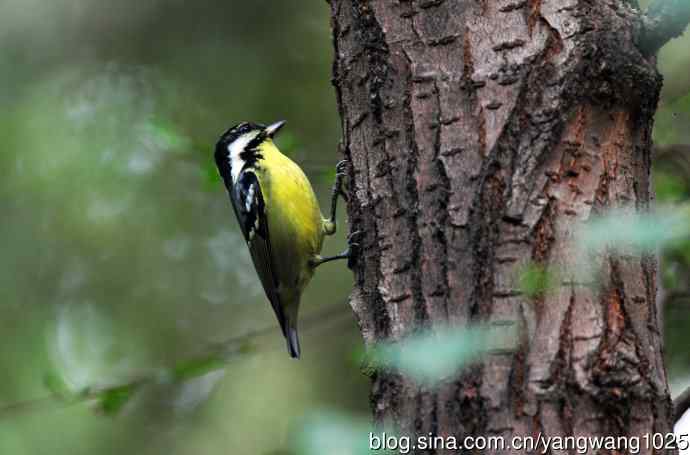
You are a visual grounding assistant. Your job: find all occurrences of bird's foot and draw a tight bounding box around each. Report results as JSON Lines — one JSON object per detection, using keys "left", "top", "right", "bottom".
{"left": 347, "top": 230, "right": 362, "bottom": 246}
{"left": 345, "top": 230, "right": 362, "bottom": 269}
{"left": 328, "top": 160, "right": 350, "bottom": 228}
{"left": 333, "top": 160, "right": 349, "bottom": 203}
{"left": 310, "top": 230, "right": 362, "bottom": 270}
{"left": 335, "top": 159, "right": 349, "bottom": 175}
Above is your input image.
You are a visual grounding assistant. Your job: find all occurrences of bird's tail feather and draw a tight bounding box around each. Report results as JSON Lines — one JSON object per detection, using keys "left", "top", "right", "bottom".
{"left": 286, "top": 324, "right": 301, "bottom": 359}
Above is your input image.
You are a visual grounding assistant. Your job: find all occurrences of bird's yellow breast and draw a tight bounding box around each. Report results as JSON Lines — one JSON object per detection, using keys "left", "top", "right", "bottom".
{"left": 254, "top": 140, "right": 324, "bottom": 294}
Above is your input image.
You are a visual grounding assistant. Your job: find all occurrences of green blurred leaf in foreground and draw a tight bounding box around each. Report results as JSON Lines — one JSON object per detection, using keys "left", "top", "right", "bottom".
{"left": 370, "top": 324, "right": 517, "bottom": 385}
{"left": 295, "top": 411, "right": 375, "bottom": 455}
{"left": 577, "top": 206, "right": 689, "bottom": 253}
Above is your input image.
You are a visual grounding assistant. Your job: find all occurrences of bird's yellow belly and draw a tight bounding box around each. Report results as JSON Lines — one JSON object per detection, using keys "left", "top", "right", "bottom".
{"left": 259, "top": 162, "right": 324, "bottom": 296}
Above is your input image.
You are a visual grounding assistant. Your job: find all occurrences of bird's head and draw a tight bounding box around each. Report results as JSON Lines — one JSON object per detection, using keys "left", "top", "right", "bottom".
{"left": 214, "top": 120, "right": 286, "bottom": 184}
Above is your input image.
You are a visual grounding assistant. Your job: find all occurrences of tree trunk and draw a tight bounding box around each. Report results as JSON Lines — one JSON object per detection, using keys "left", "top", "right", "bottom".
{"left": 330, "top": 0, "right": 674, "bottom": 450}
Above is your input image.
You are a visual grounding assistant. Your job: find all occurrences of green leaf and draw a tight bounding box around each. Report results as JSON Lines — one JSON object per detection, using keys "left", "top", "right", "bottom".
{"left": 42, "top": 371, "right": 73, "bottom": 400}
{"left": 95, "top": 384, "right": 138, "bottom": 416}
{"left": 295, "top": 411, "right": 376, "bottom": 455}
{"left": 370, "top": 324, "right": 516, "bottom": 384}
{"left": 578, "top": 207, "right": 688, "bottom": 253}
{"left": 518, "top": 263, "right": 557, "bottom": 298}
{"left": 171, "top": 354, "right": 226, "bottom": 382}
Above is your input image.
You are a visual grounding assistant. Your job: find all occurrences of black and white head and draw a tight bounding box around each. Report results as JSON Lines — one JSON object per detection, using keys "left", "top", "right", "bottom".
{"left": 214, "top": 120, "right": 286, "bottom": 185}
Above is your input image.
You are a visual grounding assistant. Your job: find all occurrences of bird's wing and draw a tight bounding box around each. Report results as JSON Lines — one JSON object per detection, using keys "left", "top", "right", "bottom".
{"left": 229, "top": 169, "right": 288, "bottom": 337}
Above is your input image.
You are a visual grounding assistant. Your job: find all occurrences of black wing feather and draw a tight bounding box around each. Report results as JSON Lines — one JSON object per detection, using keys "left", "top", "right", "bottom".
{"left": 229, "top": 170, "right": 288, "bottom": 337}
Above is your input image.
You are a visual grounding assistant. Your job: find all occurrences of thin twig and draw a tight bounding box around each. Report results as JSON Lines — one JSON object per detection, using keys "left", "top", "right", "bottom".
{"left": 674, "top": 386, "right": 690, "bottom": 422}
{"left": 654, "top": 144, "right": 690, "bottom": 193}
{"left": 655, "top": 144, "right": 690, "bottom": 161}
{"left": 664, "top": 291, "right": 690, "bottom": 306}
{"left": 0, "top": 302, "right": 353, "bottom": 419}
{"left": 639, "top": 0, "right": 690, "bottom": 55}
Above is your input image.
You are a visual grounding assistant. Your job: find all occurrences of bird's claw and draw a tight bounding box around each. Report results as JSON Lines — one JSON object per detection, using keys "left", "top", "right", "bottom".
{"left": 346, "top": 230, "right": 362, "bottom": 269}
{"left": 332, "top": 163, "right": 349, "bottom": 203}
{"left": 347, "top": 230, "right": 362, "bottom": 243}
{"left": 335, "top": 159, "right": 349, "bottom": 174}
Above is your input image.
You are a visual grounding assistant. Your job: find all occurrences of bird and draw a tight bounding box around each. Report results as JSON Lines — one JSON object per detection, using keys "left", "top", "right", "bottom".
{"left": 214, "top": 120, "right": 352, "bottom": 359}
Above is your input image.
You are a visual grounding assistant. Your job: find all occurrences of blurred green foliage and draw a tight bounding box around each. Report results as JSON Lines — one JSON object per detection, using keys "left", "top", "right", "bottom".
{"left": 653, "top": 24, "right": 690, "bottom": 392}
{"left": 294, "top": 411, "right": 376, "bottom": 455}
{"left": 577, "top": 208, "right": 687, "bottom": 254}
{"left": 96, "top": 384, "right": 139, "bottom": 416}
{"left": 0, "top": 1, "right": 367, "bottom": 454}
{"left": 370, "top": 325, "right": 516, "bottom": 385}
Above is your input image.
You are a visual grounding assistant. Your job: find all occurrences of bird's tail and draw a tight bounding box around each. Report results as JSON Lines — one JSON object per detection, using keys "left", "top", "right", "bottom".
{"left": 285, "top": 323, "right": 301, "bottom": 359}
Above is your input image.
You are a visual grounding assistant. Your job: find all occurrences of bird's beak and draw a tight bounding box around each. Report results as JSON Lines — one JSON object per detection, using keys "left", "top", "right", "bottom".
{"left": 265, "top": 120, "right": 286, "bottom": 138}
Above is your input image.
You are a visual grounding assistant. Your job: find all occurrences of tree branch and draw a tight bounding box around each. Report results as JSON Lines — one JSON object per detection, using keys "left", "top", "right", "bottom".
{"left": 654, "top": 143, "right": 690, "bottom": 177}
{"left": 639, "top": 0, "right": 690, "bottom": 55}
{"left": 664, "top": 291, "right": 690, "bottom": 306}
{"left": 655, "top": 143, "right": 690, "bottom": 160}
{"left": 0, "top": 303, "right": 353, "bottom": 420}
{"left": 674, "top": 385, "right": 690, "bottom": 422}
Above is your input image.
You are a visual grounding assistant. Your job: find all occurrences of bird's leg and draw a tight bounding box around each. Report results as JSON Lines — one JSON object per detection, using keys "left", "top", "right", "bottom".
{"left": 311, "top": 250, "right": 349, "bottom": 267}
{"left": 311, "top": 231, "right": 361, "bottom": 269}
{"left": 324, "top": 160, "right": 349, "bottom": 236}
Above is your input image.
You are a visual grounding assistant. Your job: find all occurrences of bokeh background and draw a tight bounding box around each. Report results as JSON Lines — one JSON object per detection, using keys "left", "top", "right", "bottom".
{"left": 0, "top": 0, "right": 688, "bottom": 453}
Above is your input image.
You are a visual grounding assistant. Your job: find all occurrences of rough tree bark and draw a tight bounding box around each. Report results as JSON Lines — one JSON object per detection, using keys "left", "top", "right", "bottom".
{"left": 330, "top": 0, "right": 687, "bottom": 451}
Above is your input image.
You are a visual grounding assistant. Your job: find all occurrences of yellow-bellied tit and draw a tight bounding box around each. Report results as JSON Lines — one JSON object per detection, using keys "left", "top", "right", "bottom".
{"left": 214, "top": 121, "right": 352, "bottom": 359}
